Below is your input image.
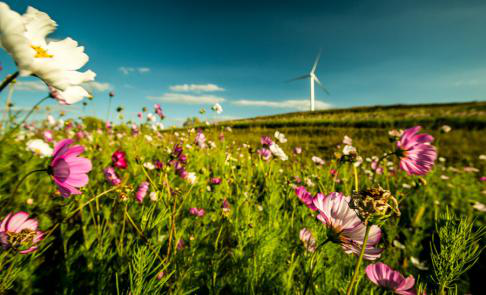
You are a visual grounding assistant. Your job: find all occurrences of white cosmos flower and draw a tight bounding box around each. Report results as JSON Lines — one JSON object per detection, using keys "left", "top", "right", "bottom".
{"left": 187, "top": 172, "right": 197, "bottom": 184}
{"left": 26, "top": 139, "right": 52, "bottom": 157}
{"left": 274, "top": 131, "right": 287, "bottom": 143}
{"left": 269, "top": 143, "right": 288, "bottom": 161}
{"left": 211, "top": 103, "right": 223, "bottom": 114}
{"left": 0, "top": 3, "right": 95, "bottom": 104}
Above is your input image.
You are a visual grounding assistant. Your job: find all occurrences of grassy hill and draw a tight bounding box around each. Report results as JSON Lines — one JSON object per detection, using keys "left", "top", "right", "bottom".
{"left": 210, "top": 101, "right": 486, "bottom": 167}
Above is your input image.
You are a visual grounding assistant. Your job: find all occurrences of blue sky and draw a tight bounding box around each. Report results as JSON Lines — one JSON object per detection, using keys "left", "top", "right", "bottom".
{"left": 1, "top": 0, "right": 486, "bottom": 126}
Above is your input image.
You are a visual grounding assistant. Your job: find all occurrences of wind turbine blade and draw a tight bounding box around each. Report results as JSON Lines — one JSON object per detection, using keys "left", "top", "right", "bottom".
{"left": 285, "top": 74, "right": 310, "bottom": 83}
{"left": 311, "top": 50, "right": 321, "bottom": 73}
{"left": 314, "top": 76, "right": 330, "bottom": 95}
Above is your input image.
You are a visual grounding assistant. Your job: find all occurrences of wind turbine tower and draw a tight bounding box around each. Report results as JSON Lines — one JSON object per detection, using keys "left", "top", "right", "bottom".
{"left": 288, "top": 51, "right": 329, "bottom": 111}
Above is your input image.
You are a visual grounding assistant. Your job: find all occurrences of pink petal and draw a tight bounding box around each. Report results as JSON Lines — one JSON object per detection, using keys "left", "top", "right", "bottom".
{"left": 52, "top": 139, "right": 74, "bottom": 159}
{"left": 5, "top": 211, "right": 30, "bottom": 233}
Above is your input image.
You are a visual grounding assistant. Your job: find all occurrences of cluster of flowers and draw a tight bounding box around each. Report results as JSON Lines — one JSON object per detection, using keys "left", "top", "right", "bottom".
{"left": 257, "top": 131, "right": 288, "bottom": 161}
{"left": 297, "top": 126, "right": 437, "bottom": 294}
{"left": 2, "top": 139, "right": 92, "bottom": 254}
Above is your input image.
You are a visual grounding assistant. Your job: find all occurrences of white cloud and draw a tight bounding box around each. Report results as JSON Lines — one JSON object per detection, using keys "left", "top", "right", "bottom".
{"left": 138, "top": 67, "right": 151, "bottom": 73}
{"left": 169, "top": 83, "right": 224, "bottom": 92}
{"left": 14, "top": 81, "right": 47, "bottom": 91}
{"left": 119, "top": 67, "right": 151, "bottom": 75}
{"left": 82, "top": 81, "right": 112, "bottom": 92}
{"left": 232, "top": 99, "right": 332, "bottom": 111}
{"left": 148, "top": 93, "right": 225, "bottom": 105}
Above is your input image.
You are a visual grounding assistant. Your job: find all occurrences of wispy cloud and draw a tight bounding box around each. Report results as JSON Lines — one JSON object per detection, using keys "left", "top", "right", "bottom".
{"left": 14, "top": 81, "right": 47, "bottom": 91}
{"left": 82, "top": 81, "right": 112, "bottom": 92}
{"left": 232, "top": 99, "right": 332, "bottom": 111}
{"left": 119, "top": 67, "right": 151, "bottom": 75}
{"left": 169, "top": 83, "right": 224, "bottom": 92}
{"left": 148, "top": 93, "right": 225, "bottom": 104}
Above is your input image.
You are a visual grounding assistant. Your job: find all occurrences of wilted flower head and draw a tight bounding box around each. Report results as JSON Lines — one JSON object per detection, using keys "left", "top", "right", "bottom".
{"left": 49, "top": 139, "right": 92, "bottom": 197}
{"left": 313, "top": 192, "right": 383, "bottom": 260}
{"left": 135, "top": 182, "right": 149, "bottom": 203}
{"left": 396, "top": 126, "right": 437, "bottom": 175}
{"left": 26, "top": 139, "right": 53, "bottom": 157}
{"left": 112, "top": 150, "right": 127, "bottom": 169}
{"left": 0, "top": 212, "right": 44, "bottom": 254}
{"left": 349, "top": 187, "right": 400, "bottom": 225}
{"left": 366, "top": 263, "right": 417, "bottom": 295}
{"left": 299, "top": 228, "right": 316, "bottom": 252}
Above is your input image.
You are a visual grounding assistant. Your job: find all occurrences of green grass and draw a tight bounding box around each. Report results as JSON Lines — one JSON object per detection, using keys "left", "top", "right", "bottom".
{"left": 0, "top": 101, "right": 484, "bottom": 294}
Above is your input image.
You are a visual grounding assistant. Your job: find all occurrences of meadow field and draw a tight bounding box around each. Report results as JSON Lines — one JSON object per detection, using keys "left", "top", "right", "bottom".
{"left": 0, "top": 101, "right": 484, "bottom": 294}
{"left": 0, "top": 3, "right": 484, "bottom": 294}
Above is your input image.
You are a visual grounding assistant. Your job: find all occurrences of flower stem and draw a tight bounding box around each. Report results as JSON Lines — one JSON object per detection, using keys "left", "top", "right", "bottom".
{"left": 0, "top": 95, "right": 50, "bottom": 143}
{"left": 0, "top": 72, "right": 19, "bottom": 94}
{"left": 303, "top": 239, "right": 330, "bottom": 295}
{"left": 346, "top": 218, "right": 371, "bottom": 295}
{"left": 10, "top": 169, "right": 48, "bottom": 199}
{"left": 353, "top": 164, "right": 359, "bottom": 192}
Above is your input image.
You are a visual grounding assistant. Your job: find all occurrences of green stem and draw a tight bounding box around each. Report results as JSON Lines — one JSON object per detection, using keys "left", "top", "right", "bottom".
{"left": 10, "top": 169, "right": 48, "bottom": 198}
{"left": 0, "top": 72, "right": 19, "bottom": 94}
{"left": 346, "top": 219, "right": 371, "bottom": 295}
{"left": 303, "top": 239, "right": 330, "bottom": 295}
{"left": 0, "top": 96, "right": 50, "bottom": 142}
{"left": 353, "top": 164, "right": 359, "bottom": 192}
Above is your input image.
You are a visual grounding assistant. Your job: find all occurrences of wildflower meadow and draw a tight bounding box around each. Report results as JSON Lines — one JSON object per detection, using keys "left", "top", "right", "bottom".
{"left": 0, "top": 3, "right": 485, "bottom": 294}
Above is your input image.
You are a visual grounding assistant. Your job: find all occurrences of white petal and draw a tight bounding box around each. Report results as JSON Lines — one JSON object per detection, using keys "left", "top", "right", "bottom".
{"left": 22, "top": 6, "right": 57, "bottom": 46}
{"left": 46, "top": 37, "right": 89, "bottom": 70}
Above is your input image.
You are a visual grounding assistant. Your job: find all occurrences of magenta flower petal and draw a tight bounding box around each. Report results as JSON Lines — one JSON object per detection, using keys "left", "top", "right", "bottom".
{"left": 0, "top": 212, "right": 44, "bottom": 254}
{"left": 5, "top": 211, "right": 30, "bottom": 233}
{"left": 366, "top": 263, "right": 417, "bottom": 294}
{"left": 50, "top": 139, "right": 92, "bottom": 197}
{"left": 397, "top": 126, "right": 437, "bottom": 175}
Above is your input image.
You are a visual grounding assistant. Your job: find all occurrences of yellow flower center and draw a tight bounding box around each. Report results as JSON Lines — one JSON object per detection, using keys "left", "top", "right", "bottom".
{"left": 31, "top": 45, "right": 53, "bottom": 58}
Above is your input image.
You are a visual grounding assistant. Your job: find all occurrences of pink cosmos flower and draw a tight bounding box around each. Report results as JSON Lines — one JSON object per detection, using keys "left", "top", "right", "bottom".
{"left": 0, "top": 212, "right": 44, "bottom": 254}
{"left": 299, "top": 228, "right": 316, "bottom": 252}
{"left": 293, "top": 147, "right": 302, "bottom": 155}
{"left": 257, "top": 148, "right": 272, "bottom": 161}
{"left": 189, "top": 207, "right": 205, "bottom": 217}
{"left": 366, "top": 263, "right": 417, "bottom": 295}
{"left": 49, "top": 139, "right": 92, "bottom": 197}
{"left": 480, "top": 176, "right": 486, "bottom": 181}
{"left": 195, "top": 130, "right": 207, "bottom": 148}
{"left": 137, "top": 112, "right": 143, "bottom": 120}
{"left": 312, "top": 156, "right": 325, "bottom": 165}
{"left": 260, "top": 136, "right": 274, "bottom": 146}
{"left": 131, "top": 123, "right": 139, "bottom": 136}
{"left": 44, "top": 130, "right": 53, "bottom": 142}
{"left": 397, "top": 126, "right": 437, "bottom": 175}
{"left": 313, "top": 192, "right": 383, "bottom": 260}
{"left": 222, "top": 199, "right": 231, "bottom": 214}
{"left": 295, "top": 186, "right": 317, "bottom": 211}
{"left": 136, "top": 182, "right": 149, "bottom": 203}
{"left": 112, "top": 150, "right": 127, "bottom": 169}
{"left": 104, "top": 166, "right": 121, "bottom": 186}
{"left": 210, "top": 177, "right": 222, "bottom": 185}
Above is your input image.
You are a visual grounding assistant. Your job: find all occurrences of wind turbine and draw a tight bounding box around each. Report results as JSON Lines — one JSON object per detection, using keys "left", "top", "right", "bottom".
{"left": 287, "top": 51, "right": 329, "bottom": 111}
